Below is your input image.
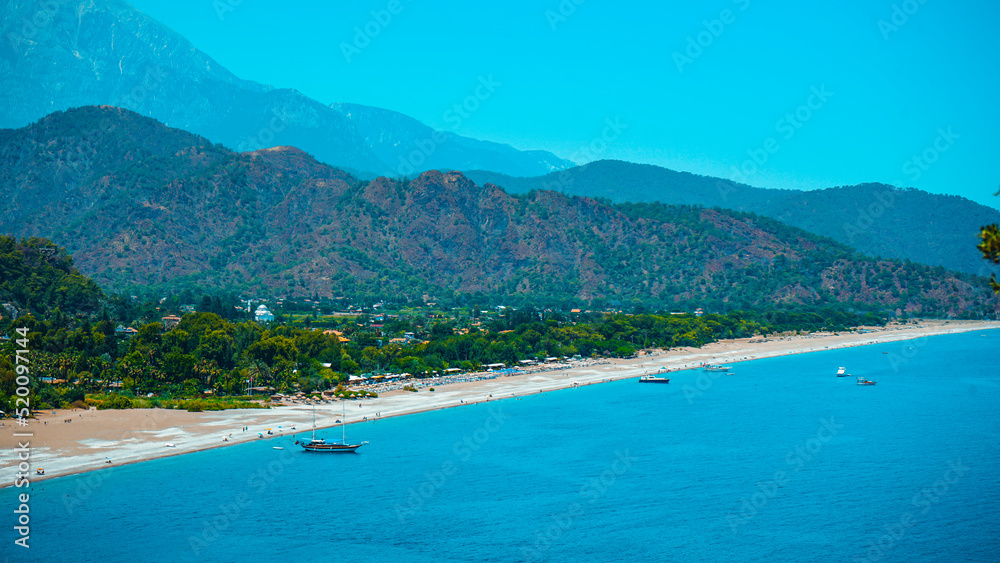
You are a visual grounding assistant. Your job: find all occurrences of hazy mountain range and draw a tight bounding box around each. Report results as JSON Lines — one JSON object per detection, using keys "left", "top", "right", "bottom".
{"left": 466, "top": 162, "right": 1000, "bottom": 276}
{"left": 1, "top": 0, "right": 997, "bottom": 316}
{"left": 0, "top": 0, "right": 572, "bottom": 178}
{"left": 0, "top": 107, "right": 995, "bottom": 318}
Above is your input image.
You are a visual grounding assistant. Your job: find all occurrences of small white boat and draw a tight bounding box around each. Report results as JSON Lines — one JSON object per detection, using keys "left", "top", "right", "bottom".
{"left": 164, "top": 443, "right": 176, "bottom": 448}
{"left": 639, "top": 375, "right": 670, "bottom": 383}
{"left": 836, "top": 367, "right": 849, "bottom": 377}
{"left": 705, "top": 364, "right": 730, "bottom": 372}
{"left": 273, "top": 447, "right": 284, "bottom": 450}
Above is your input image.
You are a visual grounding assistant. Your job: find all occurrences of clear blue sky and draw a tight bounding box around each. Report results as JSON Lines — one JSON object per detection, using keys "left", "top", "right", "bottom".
{"left": 129, "top": 0, "right": 1000, "bottom": 209}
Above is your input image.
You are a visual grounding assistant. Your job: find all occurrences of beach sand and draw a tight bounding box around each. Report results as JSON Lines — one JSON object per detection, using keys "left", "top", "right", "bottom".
{"left": 2, "top": 319, "right": 996, "bottom": 486}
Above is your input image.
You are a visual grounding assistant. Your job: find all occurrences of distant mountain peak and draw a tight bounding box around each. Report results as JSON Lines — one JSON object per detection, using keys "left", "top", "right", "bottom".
{"left": 1, "top": 0, "right": 573, "bottom": 178}
{"left": 329, "top": 102, "right": 575, "bottom": 178}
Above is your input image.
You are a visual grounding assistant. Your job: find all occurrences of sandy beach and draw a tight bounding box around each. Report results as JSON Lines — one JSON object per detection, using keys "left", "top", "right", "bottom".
{"left": 3, "top": 319, "right": 997, "bottom": 487}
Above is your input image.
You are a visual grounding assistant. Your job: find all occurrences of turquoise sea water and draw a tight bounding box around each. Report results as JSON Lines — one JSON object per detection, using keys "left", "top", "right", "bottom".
{"left": 3, "top": 330, "right": 999, "bottom": 562}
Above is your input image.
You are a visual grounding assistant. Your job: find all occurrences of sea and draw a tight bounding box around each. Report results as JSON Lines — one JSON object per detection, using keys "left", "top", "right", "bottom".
{"left": 3, "top": 329, "right": 999, "bottom": 562}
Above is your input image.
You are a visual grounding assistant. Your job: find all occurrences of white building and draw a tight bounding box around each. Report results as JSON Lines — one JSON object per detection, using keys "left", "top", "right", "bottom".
{"left": 255, "top": 304, "right": 275, "bottom": 322}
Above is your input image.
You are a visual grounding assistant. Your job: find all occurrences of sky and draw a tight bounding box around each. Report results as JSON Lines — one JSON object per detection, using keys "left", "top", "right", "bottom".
{"left": 128, "top": 0, "right": 1000, "bottom": 209}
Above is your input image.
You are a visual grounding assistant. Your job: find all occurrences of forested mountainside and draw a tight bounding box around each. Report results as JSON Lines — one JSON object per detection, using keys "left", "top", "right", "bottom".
{"left": 0, "top": 107, "right": 996, "bottom": 318}
{"left": 466, "top": 161, "right": 1000, "bottom": 276}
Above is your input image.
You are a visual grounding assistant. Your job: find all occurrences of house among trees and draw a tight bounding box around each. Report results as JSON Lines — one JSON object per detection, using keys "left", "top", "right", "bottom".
{"left": 161, "top": 315, "right": 181, "bottom": 329}
{"left": 324, "top": 329, "right": 350, "bottom": 343}
{"left": 115, "top": 325, "right": 138, "bottom": 338}
{"left": 1, "top": 302, "right": 18, "bottom": 319}
{"left": 254, "top": 304, "right": 275, "bottom": 322}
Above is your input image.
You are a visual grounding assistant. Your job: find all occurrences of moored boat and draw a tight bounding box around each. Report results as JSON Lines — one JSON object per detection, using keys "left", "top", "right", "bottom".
{"left": 856, "top": 377, "right": 876, "bottom": 386}
{"left": 705, "top": 364, "right": 730, "bottom": 372}
{"left": 300, "top": 438, "right": 364, "bottom": 453}
{"left": 836, "top": 367, "right": 849, "bottom": 377}
{"left": 297, "top": 401, "right": 367, "bottom": 453}
{"left": 639, "top": 375, "right": 670, "bottom": 383}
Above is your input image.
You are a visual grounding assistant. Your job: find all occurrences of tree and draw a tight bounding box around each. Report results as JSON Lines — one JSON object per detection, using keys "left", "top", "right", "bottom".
{"left": 134, "top": 322, "right": 163, "bottom": 349}
{"left": 246, "top": 336, "right": 298, "bottom": 365}
{"left": 978, "top": 220, "right": 1000, "bottom": 293}
{"left": 163, "top": 351, "right": 197, "bottom": 383}
{"left": 199, "top": 330, "right": 235, "bottom": 368}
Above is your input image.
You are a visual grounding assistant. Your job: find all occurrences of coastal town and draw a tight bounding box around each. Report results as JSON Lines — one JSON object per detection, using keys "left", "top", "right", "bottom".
{"left": 3, "top": 317, "right": 994, "bottom": 485}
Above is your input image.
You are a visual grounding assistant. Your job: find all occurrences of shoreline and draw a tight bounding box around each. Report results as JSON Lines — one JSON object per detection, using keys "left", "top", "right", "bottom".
{"left": 3, "top": 319, "right": 997, "bottom": 488}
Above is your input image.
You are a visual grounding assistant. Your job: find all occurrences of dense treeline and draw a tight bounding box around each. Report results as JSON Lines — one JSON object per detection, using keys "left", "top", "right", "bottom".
{"left": 0, "top": 236, "right": 102, "bottom": 315}
{"left": 0, "top": 235, "right": 885, "bottom": 412}
{"left": 0, "top": 300, "right": 884, "bottom": 412}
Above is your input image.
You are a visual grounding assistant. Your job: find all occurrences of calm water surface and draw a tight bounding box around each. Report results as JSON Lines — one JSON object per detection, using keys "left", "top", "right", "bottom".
{"left": 4, "top": 330, "right": 999, "bottom": 562}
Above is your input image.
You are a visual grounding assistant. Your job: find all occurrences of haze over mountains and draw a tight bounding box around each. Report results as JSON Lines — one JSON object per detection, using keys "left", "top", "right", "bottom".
{"left": 0, "top": 107, "right": 996, "bottom": 318}
{"left": 467, "top": 163, "right": 1000, "bottom": 276}
{"left": 1, "top": 0, "right": 997, "bottom": 317}
{"left": 0, "top": 0, "right": 571, "bottom": 178}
